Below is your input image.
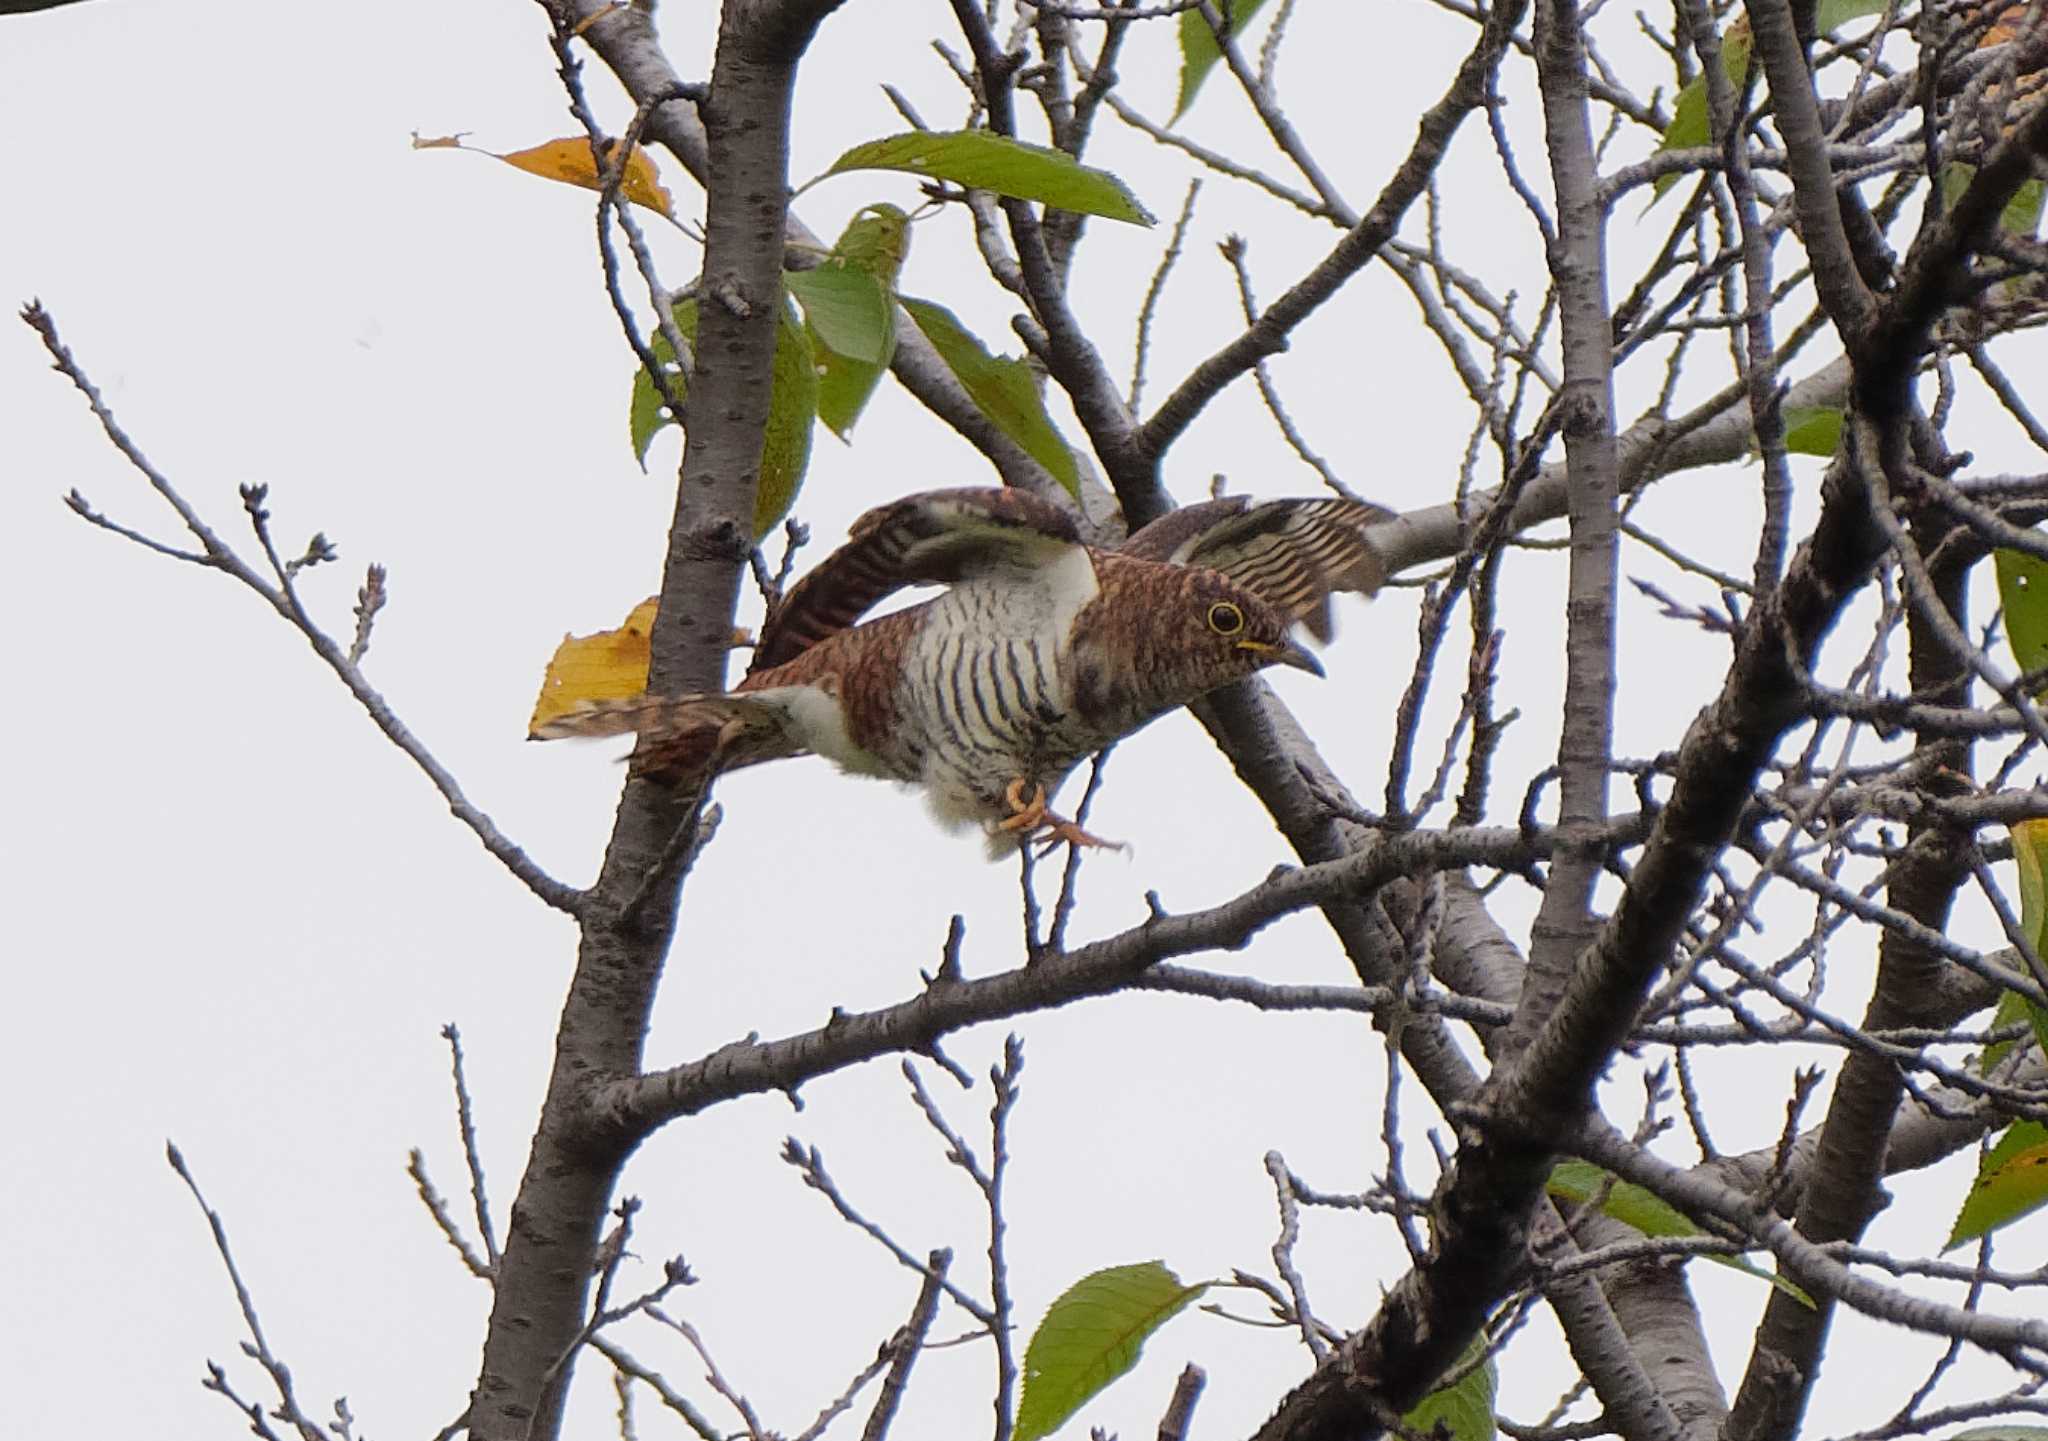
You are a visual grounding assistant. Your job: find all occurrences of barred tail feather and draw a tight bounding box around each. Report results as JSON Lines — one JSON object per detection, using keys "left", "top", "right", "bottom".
{"left": 529, "top": 696, "right": 681, "bottom": 740}
{"left": 533, "top": 691, "right": 808, "bottom": 783}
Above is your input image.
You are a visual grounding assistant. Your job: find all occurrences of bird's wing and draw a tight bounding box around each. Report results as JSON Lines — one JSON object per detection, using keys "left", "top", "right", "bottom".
{"left": 752, "top": 488, "right": 1085, "bottom": 671}
{"left": 1119, "top": 496, "right": 1394, "bottom": 642}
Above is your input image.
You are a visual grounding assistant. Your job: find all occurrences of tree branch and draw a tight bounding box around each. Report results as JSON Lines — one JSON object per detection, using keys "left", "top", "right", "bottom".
{"left": 1134, "top": 0, "right": 1526, "bottom": 470}
{"left": 465, "top": 4, "right": 847, "bottom": 1437}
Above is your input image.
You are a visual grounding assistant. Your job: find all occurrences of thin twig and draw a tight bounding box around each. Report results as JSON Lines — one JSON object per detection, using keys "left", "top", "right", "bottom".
{"left": 443, "top": 1023, "right": 501, "bottom": 1269}
{"left": 26, "top": 303, "right": 583, "bottom": 915}
{"left": 169, "top": 1143, "right": 328, "bottom": 1441}
{"left": 1130, "top": 179, "right": 1201, "bottom": 411}
{"left": 858, "top": 1250, "right": 953, "bottom": 1441}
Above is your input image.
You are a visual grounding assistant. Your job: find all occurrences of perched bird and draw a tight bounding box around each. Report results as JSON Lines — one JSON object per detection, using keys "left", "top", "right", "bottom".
{"left": 538, "top": 487, "right": 1392, "bottom": 852}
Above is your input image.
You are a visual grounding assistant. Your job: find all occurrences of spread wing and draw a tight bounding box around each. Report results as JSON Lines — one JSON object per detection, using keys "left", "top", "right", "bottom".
{"left": 1119, "top": 496, "right": 1394, "bottom": 642}
{"left": 751, "top": 487, "right": 1086, "bottom": 672}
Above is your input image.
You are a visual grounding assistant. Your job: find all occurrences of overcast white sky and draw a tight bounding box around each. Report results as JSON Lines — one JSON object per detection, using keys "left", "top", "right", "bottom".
{"left": 5, "top": 2, "right": 2042, "bottom": 1439}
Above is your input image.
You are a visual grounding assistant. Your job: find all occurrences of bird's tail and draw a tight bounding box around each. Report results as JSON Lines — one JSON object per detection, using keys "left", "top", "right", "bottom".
{"left": 529, "top": 695, "right": 678, "bottom": 740}
{"left": 531, "top": 692, "right": 796, "bottom": 782}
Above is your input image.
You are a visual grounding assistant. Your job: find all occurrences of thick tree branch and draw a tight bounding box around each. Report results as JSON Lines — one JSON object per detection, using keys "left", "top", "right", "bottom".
{"left": 1743, "top": 0, "right": 1881, "bottom": 342}
{"left": 603, "top": 822, "right": 1565, "bottom": 1132}
{"left": 1252, "top": 387, "right": 1893, "bottom": 1441}
{"left": 1511, "top": 0, "right": 1622, "bottom": 1056}
{"left": 1434, "top": 877, "right": 1728, "bottom": 1441}
{"left": 466, "top": 5, "right": 846, "bottom": 1438}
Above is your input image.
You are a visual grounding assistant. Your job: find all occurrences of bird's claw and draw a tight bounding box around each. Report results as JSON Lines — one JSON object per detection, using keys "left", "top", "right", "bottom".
{"left": 997, "top": 777, "right": 1049, "bottom": 833}
{"left": 998, "top": 779, "right": 1125, "bottom": 854}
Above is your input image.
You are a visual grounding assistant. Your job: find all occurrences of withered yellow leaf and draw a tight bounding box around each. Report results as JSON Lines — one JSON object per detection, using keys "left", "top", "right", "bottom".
{"left": 529, "top": 597, "right": 658, "bottom": 737}
{"left": 495, "top": 137, "right": 676, "bottom": 218}
{"left": 420, "top": 133, "right": 677, "bottom": 219}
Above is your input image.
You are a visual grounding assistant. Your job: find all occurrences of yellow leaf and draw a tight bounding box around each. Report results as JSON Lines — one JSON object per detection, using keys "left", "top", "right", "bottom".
{"left": 496, "top": 137, "right": 676, "bottom": 218}
{"left": 529, "top": 597, "right": 658, "bottom": 737}
{"left": 423, "top": 133, "right": 677, "bottom": 219}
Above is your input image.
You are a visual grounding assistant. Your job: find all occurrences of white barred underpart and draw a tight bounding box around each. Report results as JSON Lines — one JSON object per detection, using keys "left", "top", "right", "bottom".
{"left": 901, "top": 542, "right": 1101, "bottom": 832}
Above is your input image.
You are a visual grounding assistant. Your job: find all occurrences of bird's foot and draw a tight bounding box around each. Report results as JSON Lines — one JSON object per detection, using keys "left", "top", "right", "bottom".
{"left": 997, "top": 777, "right": 1050, "bottom": 835}
{"left": 997, "top": 779, "right": 1126, "bottom": 854}
{"left": 1031, "top": 815, "right": 1125, "bottom": 855}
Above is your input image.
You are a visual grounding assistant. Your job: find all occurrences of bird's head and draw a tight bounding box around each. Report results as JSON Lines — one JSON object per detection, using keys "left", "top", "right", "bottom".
{"left": 1178, "top": 567, "right": 1323, "bottom": 679}
{"left": 1065, "top": 557, "right": 1327, "bottom": 738}
{"left": 1082, "top": 567, "right": 1322, "bottom": 728}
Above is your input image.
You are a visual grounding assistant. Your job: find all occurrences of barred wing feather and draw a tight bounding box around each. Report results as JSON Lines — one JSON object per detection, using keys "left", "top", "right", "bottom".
{"left": 1120, "top": 497, "right": 1393, "bottom": 641}
{"left": 752, "top": 488, "right": 1083, "bottom": 671}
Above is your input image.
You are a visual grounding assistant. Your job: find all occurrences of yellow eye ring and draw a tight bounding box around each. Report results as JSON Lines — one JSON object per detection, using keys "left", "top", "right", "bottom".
{"left": 1207, "top": 601, "right": 1246, "bottom": 636}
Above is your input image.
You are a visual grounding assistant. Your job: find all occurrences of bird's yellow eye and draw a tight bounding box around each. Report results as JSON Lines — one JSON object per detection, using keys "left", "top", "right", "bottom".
{"left": 1207, "top": 601, "right": 1245, "bottom": 636}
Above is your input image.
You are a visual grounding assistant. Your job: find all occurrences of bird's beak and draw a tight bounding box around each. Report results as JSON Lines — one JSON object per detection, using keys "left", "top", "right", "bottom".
{"left": 1239, "top": 638, "right": 1325, "bottom": 678}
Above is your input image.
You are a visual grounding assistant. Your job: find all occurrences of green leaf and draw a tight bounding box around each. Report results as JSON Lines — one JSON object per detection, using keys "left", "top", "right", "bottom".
{"left": 628, "top": 294, "right": 815, "bottom": 540}
{"left": 1995, "top": 546, "right": 2048, "bottom": 683}
{"left": 2007, "top": 177, "right": 2048, "bottom": 238}
{"left": 1946, "top": 163, "right": 2048, "bottom": 237}
{"left": 1952, "top": 1428, "right": 2048, "bottom": 1441}
{"left": 785, "top": 266, "right": 893, "bottom": 364}
{"left": 1949, "top": 1119, "right": 2048, "bottom": 1248}
{"left": 787, "top": 261, "right": 896, "bottom": 440}
{"left": 1651, "top": 78, "right": 1712, "bottom": 201}
{"left": 1013, "top": 1262, "right": 1210, "bottom": 1441}
{"left": 832, "top": 202, "right": 911, "bottom": 288}
{"left": 900, "top": 297, "right": 1079, "bottom": 496}
{"left": 1991, "top": 819, "right": 2048, "bottom": 1070}
{"left": 1403, "top": 1337, "right": 1497, "bottom": 1441}
{"left": 1984, "top": 985, "right": 2048, "bottom": 1073}
{"left": 1548, "top": 1160, "right": 1697, "bottom": 1238}
{"left": 2013, "top": 818, "right": 2048, "bottom": 963}
{"left": 629, "top": 297, "right": 699, "bottom": 469}
{"left": 1993, "top": 587, "right": 2048, "bottom": 1067}
{"left": 1645, "top": 3, "right": 1881, "bottom": 202}
{"left": 757, "top": 299, "right": 818, "bottom": 538}
{"left": 1651, "top": 0, "right": 1884, "bottom": 200}
{"left": 1649, "top": 32, "right": 1754, "bottom": 200}
{"left": 1547, "top": 1161, "right": 1814, "bottom": 1306}
{"left": 1814, "top": 0, "right": 1890, "bottom": 33}
{"left": 1174, "top": 0, "right": 1270, "bottom": 121}
{"left": 1780, "top": 405, "right": 1843, "bottom": 457}
{"left": 818, "top": 131, "right": 1153, "bottom": 225}
{"left": 798, "top": 205, "right": 912, "bottom": 439}
{"left": 810, "top": 319, "right": 893, "bottom": 441}
{"left": 1663, "top": 75, "right": 1713, "bottom": 147}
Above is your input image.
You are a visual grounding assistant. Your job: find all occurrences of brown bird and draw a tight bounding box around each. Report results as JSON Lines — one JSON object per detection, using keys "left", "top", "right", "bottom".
{"left": 538, "top": 488, "right": 1392, "bottom": 852}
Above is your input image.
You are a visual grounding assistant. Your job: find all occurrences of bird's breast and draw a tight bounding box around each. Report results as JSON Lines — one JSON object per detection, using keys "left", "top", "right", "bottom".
{"left": 908, "top": 597, "right": 1068, "bottom": 743}
{"left": 892, "top": 580, "right": 1109, "bottom": 809}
